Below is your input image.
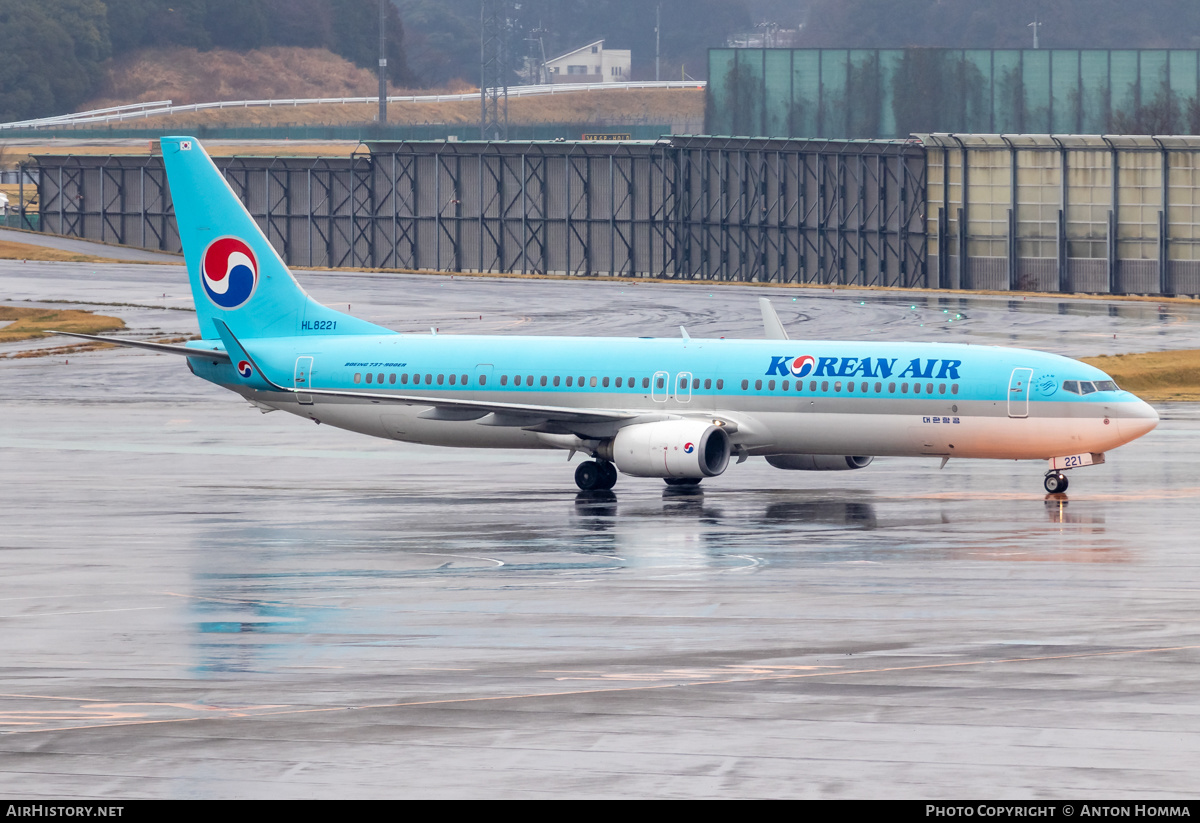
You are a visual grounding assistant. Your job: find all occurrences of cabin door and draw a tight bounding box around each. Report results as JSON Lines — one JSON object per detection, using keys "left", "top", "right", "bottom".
{"left": 294, "top": 356, "right": 314, "bottom": 405}
{"left": 1007, "top": 367, "right": 1033, "bottom": 418}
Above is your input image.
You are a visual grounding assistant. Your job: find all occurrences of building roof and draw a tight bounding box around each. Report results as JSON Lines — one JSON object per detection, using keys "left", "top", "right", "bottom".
{"left": 546, "top": 40, "right": 605, "bottom": 65}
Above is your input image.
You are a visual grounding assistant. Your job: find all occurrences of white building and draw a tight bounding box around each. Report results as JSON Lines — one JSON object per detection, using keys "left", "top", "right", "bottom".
{"left": 545, "top": 40, "right": 631, "bottom": 84}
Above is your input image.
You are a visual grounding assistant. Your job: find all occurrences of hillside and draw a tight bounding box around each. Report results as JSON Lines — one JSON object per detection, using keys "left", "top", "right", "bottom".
{"left": 84, "top": 47, "right": 407, "bottom": 110}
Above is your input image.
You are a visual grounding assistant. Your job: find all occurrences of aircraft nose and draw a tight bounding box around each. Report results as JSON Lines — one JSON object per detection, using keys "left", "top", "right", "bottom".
{"left": 1116, "top": 398, "right": 1159, "bottom": 441}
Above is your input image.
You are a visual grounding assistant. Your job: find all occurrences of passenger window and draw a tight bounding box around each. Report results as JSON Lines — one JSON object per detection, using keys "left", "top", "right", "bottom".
{"left": 354, "top": 373, "right": 361, "bottom": 384}
{"left": 461, "top": 374, "right": 467, "bottom": 385}
{"left": 951, "top": 384, "right": 958, "bottom": 394}
{"left": 378, "top": 373, "right": 384, "bottom": 384}
{"left": 603, "top": 377, "right": 610, "bottom": 388}
{"left": 643, "top": 377, "right": 650, "bottom": 389}
{"left": 741, "top": 379, "right": 749, "bottom": 390}
{"left": 479, "top": 375, "right": 486, "bottom": 386}
{"left": 926, "top": 383, "right": 934, "bottom": 394}
{"left": 554, "top": 376, "right": 561, "bottom": 386}
{"left": 401, "top": 373, "right": 409, "bottom": 384}
{"left": 501, "top": 375, "right": 508, "bottom": 386}
{"left": 425, "top": 374, "right": 432, "bottom": 385}
{"left": 782, "top": 380, "right": 789, "bottom": 391}
{"left": 834, "top": 381, "right": 842, "bottom": 392}
{"left": 861, "top": 382, "right": 868, "bottom": 392}
{"left": 616, "top": 377, "right": 623, "bottom": 388}
{"left": 692, "top": 378, "right": 699, "bottom": 390}
{"left": 590, "top": 376, "right": 597, "bottom": 387}
{"left": 768, "top": 380, "right": 775, "bottom": 390}
{"left": 541, "top": 375, "right": 548, "bottom": 387}
{"left": 578, "top": 376, "right": 585, "bottom": 386}
{"left": 657, "top": 377, "right": 665, "bottom": 389}
{"left": 704, "top": 378, "right": 711, "bottom": 389}
{"left": 938, "top": 383, "right": 946, "bottom": 394}
{"left": 449, "top": 374, "right": 457, "bottom": 385}
{"left": 566, "top": 376, "right": 573, "bottom": 387}
{"left": 874, "top": 382, "right": 881, "bottom": 392}
{"left": 847, "top": 381, "right": 855, "bottom": 392}
{"left": 389, "top": 373, "right": 396, "bottom": 384}
{"left": 679, "top": 376, "right": 688, "bottom": 389}
{"left": 366, "top": 373, "right": 373, "bottom": 384}
{"left": 527, "top": 375, "right": 533, "bottom": 385}
{"left": 913, "top": 383, "right": 921, "bottom": 394}
{"left": 889, "top": 382, "right": 896, "bottom": 393}
{"left": 755, "top": 380, "right": 763, "bottom": 390}
{"left": 821, "top": 381, "right": 828, "bottom": 391}
{"left": 809, "top": 381, "right": 817, "bottom": 391}
{"left": 437, "top": 374, "right": 444, "bottom": 385}
{"left": 716, "top": 379, "right": 723, "bottom": 390}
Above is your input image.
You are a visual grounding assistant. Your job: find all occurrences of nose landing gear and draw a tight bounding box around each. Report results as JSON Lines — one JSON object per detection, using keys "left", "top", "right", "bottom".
{"left": 575, "top": 460, "right": 618, "bottom": 491}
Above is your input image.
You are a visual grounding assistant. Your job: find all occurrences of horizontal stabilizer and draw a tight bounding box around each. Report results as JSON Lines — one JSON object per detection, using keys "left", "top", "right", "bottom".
{"left": 50, "top": 331, "right": 230, "bottom": 361}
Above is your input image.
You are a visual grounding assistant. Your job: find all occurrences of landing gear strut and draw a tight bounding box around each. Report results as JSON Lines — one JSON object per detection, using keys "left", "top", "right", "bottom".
{"left": 575, "top": 460, "right": 618, "bottom": 491}
{"left": 1043, "top": 471, "right": 1069, "bottom": 493}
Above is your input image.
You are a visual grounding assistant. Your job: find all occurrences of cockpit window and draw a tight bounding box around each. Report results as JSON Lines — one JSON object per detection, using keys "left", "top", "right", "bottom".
{"left": 1063, "top": 380, "right": 1079, "bottom": 394}
{"left": 1095, "top": 380, "right": 1118, "bottom": 392}
{"left": 1079, "top": 381, "right": 1096, "bottom": 395}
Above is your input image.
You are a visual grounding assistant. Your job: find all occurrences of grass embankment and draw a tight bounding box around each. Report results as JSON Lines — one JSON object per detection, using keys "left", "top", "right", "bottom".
{"left": 1080, "top": 351, "right": 1200, "bottom": 402}
{"left": 0, "top": 305, "right": 124, "bottom": 344}
{"left": 0, "top": 239, "right": 144, "bottom": 264}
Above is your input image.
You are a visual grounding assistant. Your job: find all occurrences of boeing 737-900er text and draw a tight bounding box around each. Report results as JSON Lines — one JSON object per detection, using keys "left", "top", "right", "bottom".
{"left": 57, "top": 137, "right": 1159, "bottom": 493}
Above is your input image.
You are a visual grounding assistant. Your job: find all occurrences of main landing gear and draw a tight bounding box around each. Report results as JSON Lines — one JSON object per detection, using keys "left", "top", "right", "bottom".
{"left": 1044, "top": 471, "right": 1069, "bottom": 493}
{"left": 575, "top": 460, "right": 618, "bottom": 491}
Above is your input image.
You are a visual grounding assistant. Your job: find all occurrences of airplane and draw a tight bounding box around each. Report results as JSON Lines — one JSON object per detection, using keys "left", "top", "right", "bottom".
{"left": 56, "top": 136, "right": 1159, "bottom": 494}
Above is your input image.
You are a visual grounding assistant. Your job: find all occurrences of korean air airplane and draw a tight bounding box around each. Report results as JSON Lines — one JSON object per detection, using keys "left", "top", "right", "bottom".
{"left": 58, "top": 137, "right": 1159, "bottom": 494}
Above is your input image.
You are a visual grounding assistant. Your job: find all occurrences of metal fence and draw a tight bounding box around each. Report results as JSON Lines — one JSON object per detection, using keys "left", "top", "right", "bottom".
{"left": 34, "top": 136, "right": 928, "bottom": 285}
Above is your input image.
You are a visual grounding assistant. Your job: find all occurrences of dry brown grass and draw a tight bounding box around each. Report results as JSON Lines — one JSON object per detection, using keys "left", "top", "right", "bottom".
{"left": 0, "top": 239, "right": 156, "bottom": 263}
{"left": 1080, "top": 350, "right": 1200, "bottom": 402}
{"left": 0, "top": 305, "right": 125, "bottom": 343}
{"left": 88, "top": 47, "right": 390, "bottom": 109}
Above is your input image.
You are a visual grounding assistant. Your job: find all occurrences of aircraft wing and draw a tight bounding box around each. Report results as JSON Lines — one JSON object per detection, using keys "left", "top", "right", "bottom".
{"left": 216, "top": 322, "right": 635, "bottom": 426}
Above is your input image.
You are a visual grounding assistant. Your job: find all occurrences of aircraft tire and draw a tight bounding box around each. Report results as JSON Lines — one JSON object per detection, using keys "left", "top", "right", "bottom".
{"left": 1044, "top": 472, "right": 1069, "bottom": 493}
{"left": 575, "top": 461, "right": 603, "bottom": 491}
{"left": 663, "top": 477, "right": 702, "bottom": 486}
{"left": 598, "top": 461, "right": 618, "bottom": 490}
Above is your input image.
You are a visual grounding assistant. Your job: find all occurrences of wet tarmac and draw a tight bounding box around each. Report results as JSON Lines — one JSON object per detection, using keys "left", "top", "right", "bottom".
{"left": 2, "top": 260, "right": 1200, "bottom": 798}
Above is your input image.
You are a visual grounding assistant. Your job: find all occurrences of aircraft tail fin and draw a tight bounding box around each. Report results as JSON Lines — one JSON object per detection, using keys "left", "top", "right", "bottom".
{"left": 159, "top": 136, "right": 389, "bottom": 341}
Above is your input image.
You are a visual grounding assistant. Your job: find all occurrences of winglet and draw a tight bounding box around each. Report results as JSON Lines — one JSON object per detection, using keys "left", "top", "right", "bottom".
{"left": 759, "top": 298, "right": 790, "bottom": 340}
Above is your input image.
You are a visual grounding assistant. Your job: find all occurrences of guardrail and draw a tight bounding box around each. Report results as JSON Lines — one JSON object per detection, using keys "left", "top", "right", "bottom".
{"left": 0, "top": 100, "right": 173, "bottom": 131}
{"left": 0, "top": 81, "right": 706, "bottom": 130}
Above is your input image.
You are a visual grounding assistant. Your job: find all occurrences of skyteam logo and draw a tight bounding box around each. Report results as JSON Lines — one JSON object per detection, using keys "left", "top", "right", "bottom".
{"left": 201, "top": 237, "right": 259, "bottom": 309}
{"left": 789, "top": 355, "right": 816, "bottom": 378}
{"left": 236, "top": 360, "right": 253, "bottom": 379}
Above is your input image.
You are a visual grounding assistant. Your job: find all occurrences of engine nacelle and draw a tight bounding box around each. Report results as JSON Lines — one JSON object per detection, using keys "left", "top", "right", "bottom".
{"left": 602, "top": 420, "right": 731, "bottom": 479}
{"left": 765, "top": 454, "right": 874, "bottom": 471}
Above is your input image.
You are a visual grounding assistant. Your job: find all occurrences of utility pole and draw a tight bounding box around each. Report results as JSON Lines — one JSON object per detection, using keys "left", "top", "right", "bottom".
{"left": 378, "top": 0, "right": 388, "bottom": 123}
{"left": 655, "top": 4, "right": 661, "bottom": 82}
{"left": 1029, "top": 16, "right": 1041, "bottom": 49}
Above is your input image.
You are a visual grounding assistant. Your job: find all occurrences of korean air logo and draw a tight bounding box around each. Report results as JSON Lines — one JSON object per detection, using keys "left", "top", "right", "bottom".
{"left": 789, "top": 355, "right": 816, "bottom": 378}
{"left": 236, "top": 360, "right": 253, "bottom": 379}
{"left": 683, "top": 442, "right": 695, "bottom": 454}
{"left": 201, "top": 237, "right": 259, "bottom": 309}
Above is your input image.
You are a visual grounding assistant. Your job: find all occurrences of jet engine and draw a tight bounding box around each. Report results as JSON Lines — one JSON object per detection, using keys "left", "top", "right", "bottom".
{"left": 765, "top": 454, "right": 874, "bottom": 471}
{"left": 601, "top": 420, "right": 731, "bottom": 479}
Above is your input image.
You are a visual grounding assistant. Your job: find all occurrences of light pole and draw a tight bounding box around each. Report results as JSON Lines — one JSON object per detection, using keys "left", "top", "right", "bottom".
{"left": 378, "top": 0, "right": 388, "bottom": 123}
